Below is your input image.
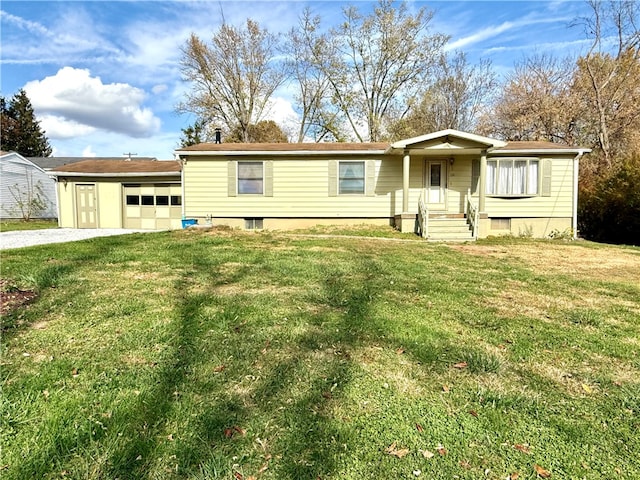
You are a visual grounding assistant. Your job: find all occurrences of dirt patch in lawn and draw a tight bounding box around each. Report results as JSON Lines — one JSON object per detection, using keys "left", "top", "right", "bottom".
{"left": 449, "top": 243, "right": 640, "bottom": 284}
{"left": 0, "top": 278, "right": 37, "bottom": 318}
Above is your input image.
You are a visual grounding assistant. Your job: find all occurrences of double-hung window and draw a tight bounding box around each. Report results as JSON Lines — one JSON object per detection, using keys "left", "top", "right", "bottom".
{"left": 339, "top": 161, "right": 365, "bottom": 194}
{"left": 238, "top": 161, "right": 264, "bottom": 195}
{"left": 486, "top": 158, "right": 539, "bottom": 196}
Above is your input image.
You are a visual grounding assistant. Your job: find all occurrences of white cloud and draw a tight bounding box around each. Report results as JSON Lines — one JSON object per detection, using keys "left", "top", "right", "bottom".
{"left": 24, "top": 67, "right": 161, "bottom": 138}
{"left": 82, "top": 146, "right": 97, "bottom": 158}
{"left": 39, "top": 114, "right": 96, "bottom": 139}
{"left": 445, "top": 15, "right": 573, "bottom": 52}
{"left": 152, "top": 84, "right": 168, "bottom": 95}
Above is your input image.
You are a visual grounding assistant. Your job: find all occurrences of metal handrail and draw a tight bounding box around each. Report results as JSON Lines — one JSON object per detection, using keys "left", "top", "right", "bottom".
{"left": 466, "top": 188, "right": 479, "bottom": 239}
{"left": 418, "top": 190, "right": 429, "bottom": 238}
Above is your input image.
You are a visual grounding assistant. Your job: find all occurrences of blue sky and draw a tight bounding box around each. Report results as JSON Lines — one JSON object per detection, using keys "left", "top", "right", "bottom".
{"left": 1, "top": 0, "right": 593, "bottom": 159}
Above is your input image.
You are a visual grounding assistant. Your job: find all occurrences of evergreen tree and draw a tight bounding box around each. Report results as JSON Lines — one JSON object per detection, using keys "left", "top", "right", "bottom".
{"left": 0, "top": 89, "right": 53, "bottom": 157}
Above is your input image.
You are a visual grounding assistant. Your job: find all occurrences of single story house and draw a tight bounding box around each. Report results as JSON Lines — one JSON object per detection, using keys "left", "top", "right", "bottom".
{"left": 51, "top": 159, "right": 182, "bottom": 229}
{"left": 1, "top": 151, "right": 57, "bottom": 220}
{"left": 175, "top": 129, "right": 590, "bottom": 240}
{"left": 48, "top": 130, "right": 590, "bottom": 240}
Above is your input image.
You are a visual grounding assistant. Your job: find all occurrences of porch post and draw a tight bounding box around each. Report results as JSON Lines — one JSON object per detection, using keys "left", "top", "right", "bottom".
{"left": 479, "top": 151, "right": 487, "bottom": 212}
{"left": 402, "top": 150, "right": 410, "bottom": 213}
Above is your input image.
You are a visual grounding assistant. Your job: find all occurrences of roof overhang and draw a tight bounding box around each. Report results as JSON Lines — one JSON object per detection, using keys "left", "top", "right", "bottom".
{"left": 50, "top": 172, "right": 181, "bottom": 178}
{"left": 387, "top": 129, "right": 507, "bottom": 155}
{"left": 489, "top": 147, "right": 592, "bottom": 156}
{"left": 175, "top": 149, "right": 387, "bottom": 157}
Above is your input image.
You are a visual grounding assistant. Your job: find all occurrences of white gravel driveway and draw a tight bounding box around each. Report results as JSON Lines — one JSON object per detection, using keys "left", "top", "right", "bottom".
{"left": 0, "top": 228, "right": 155, "bottom": 250}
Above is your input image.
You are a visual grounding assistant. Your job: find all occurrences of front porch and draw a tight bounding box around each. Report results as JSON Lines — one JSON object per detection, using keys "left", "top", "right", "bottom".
{"left": 387, "top": 130, "right": 503, "bottom": 241}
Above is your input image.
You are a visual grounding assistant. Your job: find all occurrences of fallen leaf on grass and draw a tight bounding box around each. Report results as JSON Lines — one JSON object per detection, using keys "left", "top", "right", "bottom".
{"left": 581, "top": 383, "right": 593, "bottom": 393}
{"left": 442, "top": 385, "right": 450, "bottom": 393}
{"left": 224, "top": 426, "right": 246, "bottom": 438}
{"left": 233, "top": 472, "right": 243, "bottom": 480}
{"left": 459, "top": 460, "right": 471, "bottom": 469}
{"left": 508, "top": 473, "right": 520, "bottom": 480}
{"left": 534, "top": 464, "right": 551, "bottom": 478}
{"left": 213, "top": 365, "right": 225, "bottom": 373}
{"left": 396, "top": 347, "right": 405, "bottom": 355}
{"left": 436, "top": 445, "right": 447, "bottom": 456}
{"left": 452, "top": 362, "right": 468, "bottom": 369}
{"left": 415, "top": 423, "right": 424, "bottom": 432}
{"left": 514, "top": 443, "right": 531, "bottom": 454}
{"left": 420, "top": 449, "right": 435, "bottom": 459}
{"left": 71, "top": 368, "right": 79, "bottom": 377}
{"left": 385, "top": 442, "right": 410, "bottom": 458}
{"left": 468, "top": 410, "right": 478, "bottom": 418}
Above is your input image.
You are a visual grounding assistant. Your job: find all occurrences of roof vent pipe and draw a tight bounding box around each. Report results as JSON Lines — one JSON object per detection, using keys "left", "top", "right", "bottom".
{"left": 215, "top": 128, "right": 222, "bottom": 144}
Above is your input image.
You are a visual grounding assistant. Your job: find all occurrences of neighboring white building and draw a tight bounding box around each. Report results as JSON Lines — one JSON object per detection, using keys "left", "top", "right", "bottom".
{"left": 1, "top": 151, "right": 57, "bottom": 219}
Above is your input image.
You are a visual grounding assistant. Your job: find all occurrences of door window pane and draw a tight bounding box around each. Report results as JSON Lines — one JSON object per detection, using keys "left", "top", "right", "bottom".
{"left": 430, "top": 164, "right": 441, "bottom": 187}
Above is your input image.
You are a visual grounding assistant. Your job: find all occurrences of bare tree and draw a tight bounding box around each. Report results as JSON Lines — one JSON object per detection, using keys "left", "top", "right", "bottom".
{"left": 298, "top": 0, "right": 447, "bottom": 142}
{"left": 477, "top": 54, "right": 578, "bottom": 143}
{"left": 389, "top": 52, "right": 497, "bottom": 138}
{"left": 576, "top": 0, "right": 640, "bottom": 167}
{"left": 284, "top": 9, "right": 341, "bottom": 142}
{"left": 178, "top": 20, "right": 286, "bottom": 142}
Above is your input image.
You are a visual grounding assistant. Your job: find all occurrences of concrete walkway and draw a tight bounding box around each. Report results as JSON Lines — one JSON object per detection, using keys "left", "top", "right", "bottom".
{"left": 0, "top": 228, "right": 155, "bottom": 250}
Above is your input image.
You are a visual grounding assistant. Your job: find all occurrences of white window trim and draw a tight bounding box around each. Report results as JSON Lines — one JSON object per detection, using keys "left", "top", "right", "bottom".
{"left": 486, "top": 157, "right": 540, "bottom": 197}
{"left": 237, "top": 161, "right": 265, "bottom": 196}
{"left": 338, "top": 160, "right": 366, "bottom": 195}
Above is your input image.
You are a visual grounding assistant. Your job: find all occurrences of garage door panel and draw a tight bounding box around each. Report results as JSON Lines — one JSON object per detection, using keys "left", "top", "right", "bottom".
{"left": 123, "top": 183, "right": 181, "bottom": 229}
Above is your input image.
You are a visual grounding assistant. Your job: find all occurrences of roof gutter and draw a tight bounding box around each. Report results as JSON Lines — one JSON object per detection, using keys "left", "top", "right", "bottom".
{"left": 49, "top": 171, "right": 180, "bottom": 178}
{"left": 175, "top": 149, "right": 387, "bottom": 157}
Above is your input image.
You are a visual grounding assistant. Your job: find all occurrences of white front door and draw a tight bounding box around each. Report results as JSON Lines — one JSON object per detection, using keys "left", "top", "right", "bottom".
{"left": 424, "top": 160, "right": 446, "bottom": 209}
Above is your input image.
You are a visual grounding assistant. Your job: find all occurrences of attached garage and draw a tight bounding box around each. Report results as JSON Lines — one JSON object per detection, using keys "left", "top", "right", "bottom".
{"left": 51, "top": 160, "right": 182, "bottom": 229}
{"left": 122, "top": 183, "right": 182, "bottom": 229}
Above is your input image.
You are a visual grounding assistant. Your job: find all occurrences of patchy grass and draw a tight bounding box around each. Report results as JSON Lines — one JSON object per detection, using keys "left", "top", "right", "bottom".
{"left": 1, "top": 231, "right": 639, "bottom": 480}
{"left": 0, "top": 219, "right": 58, "bottom": 232}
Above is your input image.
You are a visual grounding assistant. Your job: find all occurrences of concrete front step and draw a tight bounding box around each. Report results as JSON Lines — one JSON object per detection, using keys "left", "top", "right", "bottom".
{"left": 426, "top": 218, "right": 474, "bottom": 241}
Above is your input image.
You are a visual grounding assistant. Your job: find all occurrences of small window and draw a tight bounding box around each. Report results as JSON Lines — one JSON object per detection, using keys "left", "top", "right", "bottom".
{"left": 244, "top": 218, "right": 264, "bottom": 230}
{"left": 156, "top": 195, "right": 169, "bottom": 206}
{"left": 491, "top": 218, "right": 511, "bottom": 230}
{"left": 487, "top": 158, "right": 539, "bottom": 196}
{"left": 339, "top": 161, "right": 365, "bottom": 194}
{"left": 170, "top": 195, "right": 182, "bottom": 206}
{"left": 238, "top": 162, "right": 264, "bottom": 195}
{"left": 126, "top": 195, "right": 139, "bottom": 206}
{"left": 141, "top": 195, "right": 154, "bottom": 206}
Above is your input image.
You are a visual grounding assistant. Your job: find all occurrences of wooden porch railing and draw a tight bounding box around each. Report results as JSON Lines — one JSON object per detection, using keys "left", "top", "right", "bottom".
{"left": 418, "top": 189, "right": 429, "bottom": 238}
{"left": 465, "top": 188, "right": 479, "bottom": 240}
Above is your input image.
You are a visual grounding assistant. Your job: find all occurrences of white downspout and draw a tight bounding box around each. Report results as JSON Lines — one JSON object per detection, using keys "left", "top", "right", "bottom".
{"left": 179, "top": 157, "right": 186, "bottom": 219}
{"left": 572, "top": 150, "right": 585, "bottom": 240}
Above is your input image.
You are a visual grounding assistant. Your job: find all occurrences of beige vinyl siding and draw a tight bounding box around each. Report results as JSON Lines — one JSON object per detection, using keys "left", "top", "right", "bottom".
{"left": 483, "top": 156, "right": 574, "bottom": 217}
{"left": 57, "top": 182, "right": 75, "bottom": 227}
{"left": 57, "top": 176, "right": 180, "bottom": 228}
{"left": 185, "top": 155, "right": 408, "bottom": 219}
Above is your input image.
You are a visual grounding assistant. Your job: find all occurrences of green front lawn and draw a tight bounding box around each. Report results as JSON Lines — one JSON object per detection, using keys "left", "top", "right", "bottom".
{"left": 0, "top": 219, "right": 58, "bottom": 232}
{"left": 1, "top": 229, "right": 639, "bottom": 479}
